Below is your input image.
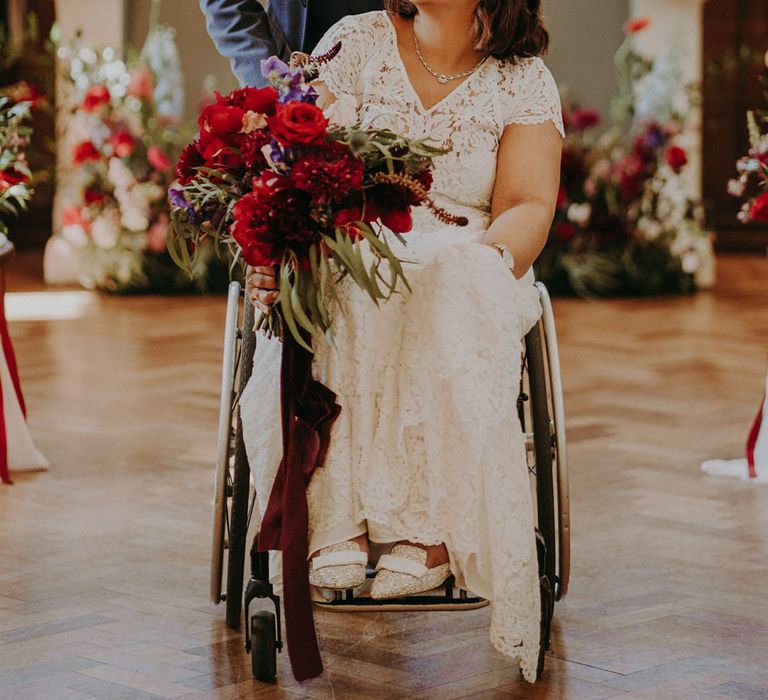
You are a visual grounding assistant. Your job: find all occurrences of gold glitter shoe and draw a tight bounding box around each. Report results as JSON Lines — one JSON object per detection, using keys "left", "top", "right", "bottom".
{"left": 308, "top": 541, "right": 368, "bottom": 591}
{"left": 370, "top": 544, "right": 451, "bottom": 600}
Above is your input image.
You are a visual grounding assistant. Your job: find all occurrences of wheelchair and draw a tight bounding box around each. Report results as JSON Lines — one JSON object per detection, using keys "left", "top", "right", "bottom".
{"left": 210, "top": 279, "right": 570, "bottom": 682}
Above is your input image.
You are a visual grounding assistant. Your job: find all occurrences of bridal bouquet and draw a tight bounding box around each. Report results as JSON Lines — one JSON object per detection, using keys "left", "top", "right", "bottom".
{"left": 168, "top": 47, "right": 463, "bottom": 351}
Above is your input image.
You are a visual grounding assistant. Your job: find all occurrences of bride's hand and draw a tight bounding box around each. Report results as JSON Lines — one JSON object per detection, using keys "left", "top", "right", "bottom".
{"left": 246, "top": 266, "right": 279, "bottom": 313}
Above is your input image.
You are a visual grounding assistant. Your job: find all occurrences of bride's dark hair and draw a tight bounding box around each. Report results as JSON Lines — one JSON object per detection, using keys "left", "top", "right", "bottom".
{"left": 383, "top": 0, "right": 549, "bottom": 59}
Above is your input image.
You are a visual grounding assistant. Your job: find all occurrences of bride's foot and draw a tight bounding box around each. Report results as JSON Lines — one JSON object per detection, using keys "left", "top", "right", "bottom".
{"left": 308, "top": 535, "right": 368, "bottom": 591}
{"left": 370, "top": 541, "right": 451, "bottom": 600}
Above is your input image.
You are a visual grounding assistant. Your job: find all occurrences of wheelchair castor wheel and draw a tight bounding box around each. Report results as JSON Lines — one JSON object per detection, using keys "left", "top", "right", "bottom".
{"left": 250, "top": 610, "right": 278, "bottom": 681}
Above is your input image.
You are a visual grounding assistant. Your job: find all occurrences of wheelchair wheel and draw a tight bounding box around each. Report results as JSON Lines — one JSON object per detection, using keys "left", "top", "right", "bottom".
{"left": 250, "top": 610, "right": 278, "bottom": 681}
{"left": 535, "top": 282, "right": 570, "bottom": 601}
{"left": 211, "top": 283, "right": 257, "bottom": 630}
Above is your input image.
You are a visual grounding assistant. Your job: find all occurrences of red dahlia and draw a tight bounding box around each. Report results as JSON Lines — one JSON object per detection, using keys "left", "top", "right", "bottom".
{"left": 176, "top": 140, "right": 205, "bottom": 184}
{"left": 292, "top": 143, "right": 364, "bottom": 205}
{"left": 230, "top": 175, "right": 318, "bottom": 266}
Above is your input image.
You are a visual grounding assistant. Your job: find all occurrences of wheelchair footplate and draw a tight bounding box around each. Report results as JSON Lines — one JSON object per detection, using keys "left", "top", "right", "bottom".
{"left": 313, "top": 573, "right": 489, "bottom": 612}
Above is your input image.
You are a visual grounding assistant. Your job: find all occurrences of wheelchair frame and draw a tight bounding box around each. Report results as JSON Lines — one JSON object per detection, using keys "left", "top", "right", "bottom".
{"left": 210, "top": 280, "right": 570, "bottom": 681}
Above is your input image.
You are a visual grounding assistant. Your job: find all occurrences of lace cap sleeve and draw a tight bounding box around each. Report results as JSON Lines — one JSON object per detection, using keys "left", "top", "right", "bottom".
{"left": 313, "top": 13, "right": 377, "bottom": 103}
{"left": 501, "top": 57, "right": 565, "bottom": 138}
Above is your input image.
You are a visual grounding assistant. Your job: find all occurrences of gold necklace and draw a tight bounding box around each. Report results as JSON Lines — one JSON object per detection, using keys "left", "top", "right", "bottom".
{"left": 413, "top": 30, "right": 487, "bottom": 85}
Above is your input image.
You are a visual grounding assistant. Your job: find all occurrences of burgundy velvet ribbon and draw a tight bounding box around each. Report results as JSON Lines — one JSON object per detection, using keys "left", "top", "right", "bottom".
{"left": 258, "top": 333, "right": 341, "bottom": 681}
{"left": 0, "top": 271, "right": 25, "bottom": 485}
{"left": 746, "top": 397, "right": 764, "bottom": 480}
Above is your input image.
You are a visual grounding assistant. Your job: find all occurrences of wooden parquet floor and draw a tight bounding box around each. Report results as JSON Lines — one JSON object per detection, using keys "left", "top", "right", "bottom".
{"left": 2, "top": 251, "right": 768, "bottom": 700}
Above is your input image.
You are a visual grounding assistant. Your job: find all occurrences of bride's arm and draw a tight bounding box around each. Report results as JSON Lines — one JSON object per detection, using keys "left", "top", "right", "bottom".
{"left": 483, "top": 122, "right": 562, "bottom": 279}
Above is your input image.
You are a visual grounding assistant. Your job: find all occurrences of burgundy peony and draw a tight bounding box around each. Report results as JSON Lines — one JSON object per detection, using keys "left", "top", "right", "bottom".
{"left": 292, "top": 143, "right": 364, "bottom": 205}
{"left": 268, "top": 102, "right": 329, "bottom": 147}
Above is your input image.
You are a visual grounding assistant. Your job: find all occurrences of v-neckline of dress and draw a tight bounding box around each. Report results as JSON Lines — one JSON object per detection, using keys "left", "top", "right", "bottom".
{"left": 382, "top": 13, "right": 490, "bottom": 115}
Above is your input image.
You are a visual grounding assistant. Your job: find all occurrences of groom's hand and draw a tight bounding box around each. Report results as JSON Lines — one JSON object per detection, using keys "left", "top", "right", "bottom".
{"left": 246, "top": 265, "right": 279, "bottom": 313}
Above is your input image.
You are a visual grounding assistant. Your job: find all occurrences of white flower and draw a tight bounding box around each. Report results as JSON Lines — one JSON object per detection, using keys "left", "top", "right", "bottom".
{"left": 241, "top": 110, "right": 267, "bottom": 133}
{"left": 727, "top": 178, "right": 746, "bottom": 197}
{"left": 567, "top": 202, "right": 592, "bottom": 228}
{"left": 324, "top": 94, "right": 358, "bottom": 128}
{"left": 681, "top": 251, "right": 699, "bottom": 274}
{"left": 91, "top": 210, "right": 121, "bottom": 249}
{"left": 637, "top": 218, "right": 662, "bottom": 241}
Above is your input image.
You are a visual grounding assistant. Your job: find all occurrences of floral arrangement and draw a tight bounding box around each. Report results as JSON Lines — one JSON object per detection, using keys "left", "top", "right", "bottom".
{"left": 1, "top": 12, "right": 57, "bottom": 247}
{"left": 729, "top": 83, "right": 768, "bottom": 222}
{"left": 169, "top": 50, "right": 463, "bottom": 351}
{"left": 58, "top": 28, "right": 221, "bottom": 292}
{"left": 0, "top": 96, "right": 34, "bottom": 237}
{"left": 536, "top": 18, "right": 715, "bottom": 297}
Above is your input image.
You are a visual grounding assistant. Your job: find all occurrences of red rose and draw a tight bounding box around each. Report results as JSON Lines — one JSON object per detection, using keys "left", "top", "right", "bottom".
{"left": 292, "top": 143, "right": 364, "bottom": 205}
{"left": 110, "top": 131, "right": 135, "bottom": 158}
{"left": 379, "top": 208, "right": 413, "bottom": 234}
{"left": 268, "top": 102, "right": 329, "bottom": 147}
{"left": 72, "top": 141, "right": 102, "bottom": 164}
{"left": 570, "top": 109, "right": 600, "bottom": 132}
{"left": 84, "top": 187, "right": 107, "bottom": 206}
{"left": 0, "top": 169, "right": 28, "bottom": 191}
{"left": 147, "top": 145, "right": 171, "bottom": 172}
{"left": 176, "top": 140, "right": 205, "bottom": 184}
{"left": 665, "top": 145, "right": 688, "bottom": 172}
{"left": 201, "top": 136, "right": 243, "bottom": 171}
{"left": 749, "top": 192, "right": 768, "bottom": 222}
{"left": 556, "top": 187, "right": 568, "bottom": 210}
{"left": 226, "top": 86, "right": 279, "bottom": 115}
{"left": 199, "top": 103, "right": 245, "bottom": 137}
{"left": 624, "top": 17, "right": 651, "bottom": 34}
{"left": 81, "top": 84, "right": 111, "bottom": 112}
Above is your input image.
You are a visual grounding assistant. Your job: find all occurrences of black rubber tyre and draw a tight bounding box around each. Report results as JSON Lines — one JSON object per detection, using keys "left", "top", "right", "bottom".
{"left": 225, "top": 299, "right": 257, "bottom": 630}
{"left": 525, "top": 323, "right": 557, "bottom": 596}
{"left": 250, "top": 610, "right": 278, "bottom": 681}
{"left": 525, "top": 322, "right": 557, "bottom": 677}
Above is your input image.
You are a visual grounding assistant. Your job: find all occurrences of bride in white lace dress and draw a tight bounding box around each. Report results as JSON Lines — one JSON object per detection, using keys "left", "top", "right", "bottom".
{"left": 241, "top": 0, "right": 563, "bottom": 682}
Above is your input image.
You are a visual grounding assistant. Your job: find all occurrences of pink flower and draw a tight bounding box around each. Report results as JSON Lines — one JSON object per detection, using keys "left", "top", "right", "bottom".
{"left": 147, "top": 215, "right": 170, "bottom": 253}
{"left": 81, "top": 85, "right": 111, "bottom": 112}
{"left": 147, "top": 145, "right": 171, "bottom": 172}
{"left": 61, "top": 205, "right": 92, "bottom": 234}
{"left": 110, "top": 131, "right": 135, "bottom": 158}
{"left": 128, "top": 65, "right": 154, "bottom": 101}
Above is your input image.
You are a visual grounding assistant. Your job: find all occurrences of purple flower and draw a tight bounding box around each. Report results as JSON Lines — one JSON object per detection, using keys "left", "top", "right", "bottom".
{"left": 261, "top": 56, "right": 292, "bottom": 81}
{"left": 261, "top": 55, "right": 313, "bottom": 103}
{"left": 168, "top": 187, "right": 202, "bottom": 225}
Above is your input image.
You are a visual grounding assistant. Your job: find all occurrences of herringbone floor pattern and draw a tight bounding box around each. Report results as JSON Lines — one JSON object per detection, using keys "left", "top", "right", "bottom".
{"left": 2, "top": 252, "right": 768, "bottom": 699}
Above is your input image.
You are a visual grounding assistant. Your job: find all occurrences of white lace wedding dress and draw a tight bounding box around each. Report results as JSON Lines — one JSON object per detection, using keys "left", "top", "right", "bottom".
{"left": 240, "top": 11, "right": 564, "bottom": 682}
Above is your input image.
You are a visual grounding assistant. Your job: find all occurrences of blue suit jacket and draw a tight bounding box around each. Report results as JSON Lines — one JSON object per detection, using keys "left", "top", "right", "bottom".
{"left": 199, "top": 0, "right": 382, "bottom": 87}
